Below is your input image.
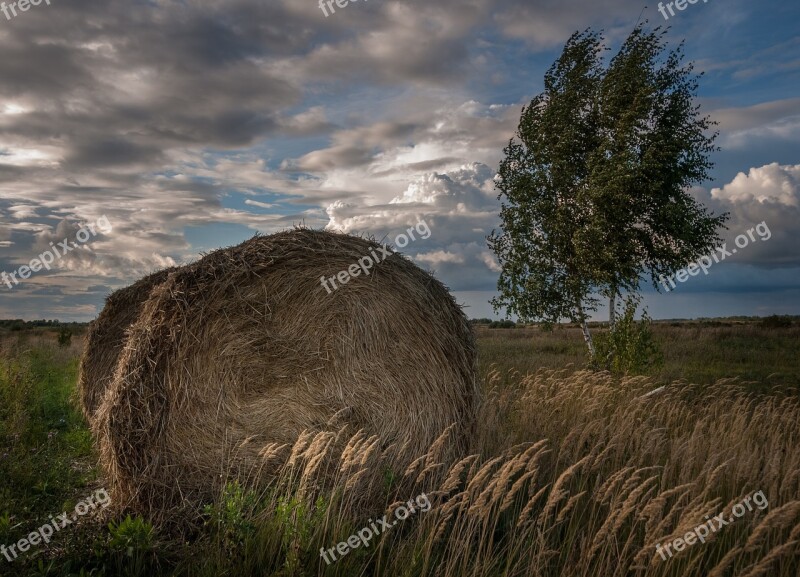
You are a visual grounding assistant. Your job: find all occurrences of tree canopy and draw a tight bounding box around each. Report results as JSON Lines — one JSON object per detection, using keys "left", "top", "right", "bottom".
{"left": 489, "top": 26, "right": 728, "bottom": 354}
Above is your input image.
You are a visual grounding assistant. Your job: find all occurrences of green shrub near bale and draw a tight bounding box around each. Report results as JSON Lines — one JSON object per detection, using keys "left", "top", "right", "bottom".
{"left": 57, "top": 326, "right": 72, "bottom": 347}
{"left": 88, "top": 229, "right": 478, "bottom": 520}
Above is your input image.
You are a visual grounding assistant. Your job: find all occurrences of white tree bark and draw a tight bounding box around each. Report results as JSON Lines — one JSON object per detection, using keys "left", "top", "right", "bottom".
{"left": 575, "top": 297, "right": 595, "bottom": 356}
{"left": 609, "top": 290, "right": 616, "bottom": 330}
{"left": 581, "top": 318, "right": 595, "bottom": 357}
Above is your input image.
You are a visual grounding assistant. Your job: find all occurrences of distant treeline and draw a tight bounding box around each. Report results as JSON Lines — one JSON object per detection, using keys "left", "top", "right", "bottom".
{"left": 0, "top": 319, "right": 87, "bottom": 331}
{"left": 469, "top": 315, "right": 798, "bottom": 330}
{"left": 470, "top": 319, "right": 519, "bottom": 329}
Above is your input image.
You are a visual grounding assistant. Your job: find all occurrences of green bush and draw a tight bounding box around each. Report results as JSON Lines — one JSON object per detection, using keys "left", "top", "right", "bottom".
{"left": 203, "top": 481, "right": 259, "bottom": 555}
{"left": 107, "top": 515, "right": 157, "bottom": 577}
{"left": 760, "top": 315, "right": 793, "bottom": 329}
{"left": 592, "top": 296, "right": 663, "bottom": 375}
{"left": 489, "top": 320, "right": 517, "bottom": 329}
{"left": 57, "top": 327, "right": 73, "bottom": 347}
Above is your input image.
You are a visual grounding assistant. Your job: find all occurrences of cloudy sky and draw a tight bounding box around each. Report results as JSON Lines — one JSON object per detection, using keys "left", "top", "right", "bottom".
{"left": 0, "top": 0, "right": 798, "bottom": 321}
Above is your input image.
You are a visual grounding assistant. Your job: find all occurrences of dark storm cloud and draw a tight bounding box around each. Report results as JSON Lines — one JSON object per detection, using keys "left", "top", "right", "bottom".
{"left": 65, "top": 138, "right": 164, "bottom": 169}
{"left": 0, "top": 0, "right": 601, "bottom": 182}
{"left": 0, "top": 0, "right": 306, "bottom": 175}
{"left": 0, "top": 42, "right": 92, "bottom": 98}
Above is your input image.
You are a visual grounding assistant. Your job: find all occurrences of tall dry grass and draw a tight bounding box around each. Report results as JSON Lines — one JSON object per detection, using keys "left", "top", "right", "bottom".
{"left": 182, "top": 368, "right": 800, "bottom": 577}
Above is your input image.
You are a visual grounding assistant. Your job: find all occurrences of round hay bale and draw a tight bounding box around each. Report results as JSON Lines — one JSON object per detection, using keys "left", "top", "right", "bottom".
{"left": 93, "top": 229, "right": 478, "bottom": 517}
{"left": 78, "top": 268, "right": 175, "bottom": 426}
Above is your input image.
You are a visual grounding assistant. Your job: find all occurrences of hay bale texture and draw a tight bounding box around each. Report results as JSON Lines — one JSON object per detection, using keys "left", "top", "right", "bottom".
{"left": 88, "top": 229, "right": 478, "bottom": 517}
{"left": 78, "top": 268, "right": 176, "bottom": 426}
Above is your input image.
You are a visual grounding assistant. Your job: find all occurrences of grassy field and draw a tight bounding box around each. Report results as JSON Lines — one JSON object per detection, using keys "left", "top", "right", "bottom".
{"left": 1, "top": 321, "right": 799, "bottom": 576}
{"left": 476, "top": 320, "right": 800, "bottom": 388}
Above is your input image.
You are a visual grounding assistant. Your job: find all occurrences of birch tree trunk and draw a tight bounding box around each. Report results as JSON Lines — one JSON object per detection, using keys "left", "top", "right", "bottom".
{"left": 575, "top": 297, "right": 595, "bottom": 357}
{"left": 581, "top": 318, "right": 595, "bottom": 357}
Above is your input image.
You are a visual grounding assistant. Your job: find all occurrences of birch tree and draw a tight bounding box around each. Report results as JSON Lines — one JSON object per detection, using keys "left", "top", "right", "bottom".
{"left": 489, "top": 27, "right": 727, "bottom": 357}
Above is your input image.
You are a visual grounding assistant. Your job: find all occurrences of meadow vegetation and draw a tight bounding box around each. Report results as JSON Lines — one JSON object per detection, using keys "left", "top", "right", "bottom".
{"left": 0, "top": 321, "right": 798, "bottom": 576}
{"left": 476, "top": 319, "right": 800, "bottom": 389}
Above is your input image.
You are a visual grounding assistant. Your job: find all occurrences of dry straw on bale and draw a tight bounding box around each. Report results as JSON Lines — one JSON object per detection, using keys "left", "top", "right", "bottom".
{"left": 89, "top": 229, "right": 478, "bottom": 518}
{"left": 78, "top": 267, "right": 177, "bottom": 426}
